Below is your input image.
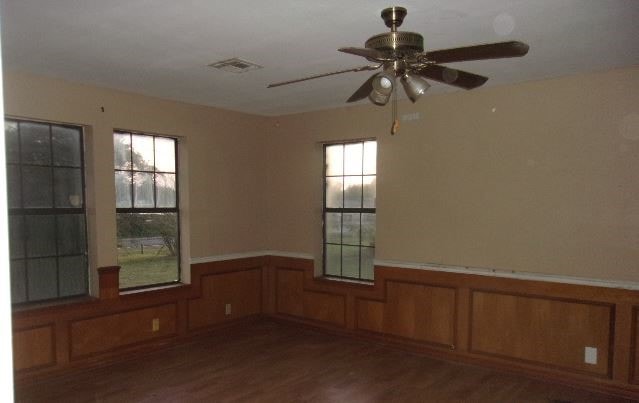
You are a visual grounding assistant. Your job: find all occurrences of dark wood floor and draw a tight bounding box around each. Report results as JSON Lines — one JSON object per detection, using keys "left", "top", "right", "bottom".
{"left": 15, "top": 318, "right": 633, "bottom": 403}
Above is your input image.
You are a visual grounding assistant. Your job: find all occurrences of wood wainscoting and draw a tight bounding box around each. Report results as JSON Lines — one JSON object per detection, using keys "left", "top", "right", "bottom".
{"left": 13, "top": 325, "right": 56, "bottom": 372}
{"left": 12, "top": 256, "right": 267, "bottom": 380}
{"left": 265, "top": 255, "right": 639, "bottom": 399}
{"left": 632, "top": 307, "right": 639, "bottom": 385}
{"left": 11, "top": 254, "right": 639, "bottom": 399}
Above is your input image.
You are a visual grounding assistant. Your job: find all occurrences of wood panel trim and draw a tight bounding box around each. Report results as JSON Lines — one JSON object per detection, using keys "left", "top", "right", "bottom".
{"left": 353, "top": 297, "right": 456, "bottom": 351}
{"left": 308, "top": 290, "right": 347, "bottom": 328}
{"left": 186, "top": 267, "right": 263, "bottom": 331}
{"left": 68, "top": 303, "right": 179, "bottom": 360}
{"left": 374, "top": 259, "right": 639, "bottom": 291}
{"left": 274, "top": 267, "right": 347, "bottom": 327}
{"left": 353, "top": 279, "right": 458, "bottom": 349}
{"left": 97, "top": 265, "right": 120, "bottom": 299}
{"left": 468, "top": 289, "right": 615, "bottom": 378}
{"left": 630, "top": 306, "right": 639, "bottom": 384}
{"left": 13, "top": 324, "right": 56, "bottom": 373}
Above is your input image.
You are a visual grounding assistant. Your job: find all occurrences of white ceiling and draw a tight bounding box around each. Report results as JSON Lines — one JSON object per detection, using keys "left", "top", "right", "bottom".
{"left": 1, "top": 0, "right": 638, "bottom": 116}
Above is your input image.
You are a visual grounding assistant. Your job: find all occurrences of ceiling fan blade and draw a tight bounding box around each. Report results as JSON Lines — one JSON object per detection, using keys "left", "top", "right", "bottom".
{"left": 416, "top": 65, "right": 488, "bottom": 90}
{"left": 425, "top": 41, "right": 529, "bottom": 64}
{"left": 346, "top": 73, "right": 377, "bottom": 103}
{"left": 338, "top": 47, "right": 386, "bottom": 61}
{"left": 267, "top": 64, "right": 380, "bottom": 88}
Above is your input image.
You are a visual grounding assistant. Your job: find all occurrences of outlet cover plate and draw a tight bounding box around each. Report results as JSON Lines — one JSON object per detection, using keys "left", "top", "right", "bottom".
{"left": 584, "top": 346, "right": 597, "bottom": 365}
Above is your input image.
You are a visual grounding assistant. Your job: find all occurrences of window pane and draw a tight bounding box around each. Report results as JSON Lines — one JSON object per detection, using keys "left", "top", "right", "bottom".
{"left": 155, "top": 137, "right": 175, "bottom": 172}
{"left": 10, "top": 260, "right": 27, "bottom": 304}
{"left": 25, "top": 215, "right": 56, "bottom": 257}
{"left": 52, "top": 126, "right": 81, "bottom": 167}
{"left": 115, "top": 171, "right": 132, "bottom": 208}
{"left": 325, "top": 144, "right": 343, "bottom": 176}
{"left": 5, "top": 121, "right": 19, "bottom": 163}
{"left": 342, "top": 246, "right": 360, "bottom": 278}
{"left": 325, "top": 212, "right": 341, "bottom": 244}
{"left": 9, "top": 216, "right": 25, "bottom": 259}
{"left": 325, "top": 244, "right": 341, "bottom": 276}
{"left": 6, "top": 119, "right": 88, "bottom": 304}
{"left": 363, "top": 141, "right": 377, "bottom": 175}
{"left": 344, "top": 143, "right": 363, "bottom": 175}
{"left": 344, "top": 176, "right": 362, "bottom": 208}
{"left": 363, "top": 176, "right": 376, "bottom": 208}
{"left": 133, "top": 172, "right": 154, "bottom": 207}
{"left": 20, "top": 122, "right": 51, "bottom": 165}
{"left": 156, "top": 173, "right": 176, "bottom": 208}
{"left": 342, "top": 213, "right": 360, "bottom": 245}
{"left": 114, "top": 133, "right": 132, "bottom": 169}
{"left": 325, "top": 177, "right": 343, "bottom": 208}
{"left": 361, "top": 247, "right": 375, "bottom": 280}
{"left": 57, "top": 214, "right": 86, "bottom": 255}
{"left": 27, "top": 258, "right": 58, "bottom": 301}
{"left": 59, "top": 255, "right": 87, "bottom": 297}
{"left": 361, "top": 213, "right": 376, "bottom": 247}
{"left": 7, "top": 165, "right": 21, "bottom": 208}
{"left": 132, "top": 135, "right": 154, "bottom": 171}
{"left": 22, "top": 166, "right": 53, "bottom": 208}
{"left": 117, "top": 213, "right": 179, "bottom": 288}
{"left": 54, "top": 167, "right": 83, "bottom": 207}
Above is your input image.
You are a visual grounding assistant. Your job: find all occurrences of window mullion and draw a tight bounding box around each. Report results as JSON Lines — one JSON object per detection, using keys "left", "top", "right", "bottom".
{"left": 152, "top": 136, "right": 157, "bottom": 208}
{"left": 129, "top": 133, "right": 134, "bottom": 208}
{"left": 16, "top": 122, "right": 30, "bottom": 302}
{"left": 340, "top": 145, "right": 345, "bottom": 278}
{"left": 48, "top": 124, "right": 61, "bottom": 298}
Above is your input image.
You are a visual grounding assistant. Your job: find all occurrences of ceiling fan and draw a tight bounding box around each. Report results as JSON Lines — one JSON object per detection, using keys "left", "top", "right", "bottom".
{"left": 268, "top": 6, "right": 530, "bottom": 134}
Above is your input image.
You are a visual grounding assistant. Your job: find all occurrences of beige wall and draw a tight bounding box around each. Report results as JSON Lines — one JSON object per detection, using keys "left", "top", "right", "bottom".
{"left": 4, "top": 67, "right": 639, "bottom": 283}
{"left": 3, "top": 71, "right": 270, "bottom": 284}
{"left": 265, "top": 67, "right": 639, "bottom": 282}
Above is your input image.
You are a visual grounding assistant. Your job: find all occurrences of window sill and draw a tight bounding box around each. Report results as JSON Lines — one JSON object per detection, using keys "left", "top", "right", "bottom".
{"left": 316, "top": 276, "right": 374, "bottom": 288}
{"left": 12, "top": 295, "right": 97, "bottom": 313}
{"left": 119, "top": 282, "right": 187, "bottom": 296}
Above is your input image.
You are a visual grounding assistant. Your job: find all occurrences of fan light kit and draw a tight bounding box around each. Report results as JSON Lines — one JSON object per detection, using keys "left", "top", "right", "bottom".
{"left": 268, "top": 6, "right": 530, "bottom": 135}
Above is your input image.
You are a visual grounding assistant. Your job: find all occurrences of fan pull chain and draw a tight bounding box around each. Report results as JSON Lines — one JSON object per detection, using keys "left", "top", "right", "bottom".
{"left": 391, "top": 80, "right": 399, "bottom": 135}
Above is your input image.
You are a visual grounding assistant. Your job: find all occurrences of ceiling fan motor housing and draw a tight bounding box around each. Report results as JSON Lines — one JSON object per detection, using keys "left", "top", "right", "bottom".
{"left": 368, "top": 6, "right": 423, "bottom": 59}
{"left": 365, "top": 31, "right": 424, "bottom": 57}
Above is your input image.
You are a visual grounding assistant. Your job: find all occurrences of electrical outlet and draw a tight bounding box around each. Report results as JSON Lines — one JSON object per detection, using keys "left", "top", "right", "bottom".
{"left": 152, "top": 318, "right": 160, "bottom": 332}
{"left": 225, "top": 303, "right": 232, "bottom": 316}
{"left": 584, "top": 346, "right": 597, "bottom": 364}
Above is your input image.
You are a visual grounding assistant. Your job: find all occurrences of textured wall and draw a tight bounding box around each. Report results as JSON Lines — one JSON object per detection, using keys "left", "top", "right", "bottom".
{"left": 265, "top": 67, "right": 639, "bottom": 281}
{"left": 3, "top": 71, "right": 270, "bottom": 290}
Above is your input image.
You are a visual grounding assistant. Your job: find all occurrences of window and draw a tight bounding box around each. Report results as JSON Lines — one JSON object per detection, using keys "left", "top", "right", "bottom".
{"left": 323, "top": 140, "right": 376, "bottom": 280}
{"left": 5, "top": 119, "right": 88, "bottom": 304}
{"left": 114, "top": 131, "right": 180, "bottom": 289}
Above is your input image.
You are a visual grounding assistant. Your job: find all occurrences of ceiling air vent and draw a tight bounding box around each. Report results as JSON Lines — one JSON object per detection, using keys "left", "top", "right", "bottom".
{"left": 208, "top": 58, "right": 263, "bottom": 73}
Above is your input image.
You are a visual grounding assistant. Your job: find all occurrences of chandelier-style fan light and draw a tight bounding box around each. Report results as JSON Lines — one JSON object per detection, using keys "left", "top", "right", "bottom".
{"left": 268, "top": 6, "right": 530, "bottom": 134}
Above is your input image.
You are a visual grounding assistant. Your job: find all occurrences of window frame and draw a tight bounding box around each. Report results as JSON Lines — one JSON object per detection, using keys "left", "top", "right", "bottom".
{"left": 322, "top": 138, "right": 376, "bottom": 281}
{"left": 113, "top": 130, "right": 181, "bottom": 291}
{"left": 6, "top": 117, "right": 89, "bottom": 305}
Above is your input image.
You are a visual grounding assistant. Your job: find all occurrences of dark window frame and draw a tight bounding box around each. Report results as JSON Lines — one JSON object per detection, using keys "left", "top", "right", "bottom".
{"left": 6, "top": 118, "right": 89, "bottom": 305}
{"left": 114, "top": 130, "right": 181, "bottom": 291}
{"left": 322, "top": 139, "right": 376, "bottom": 281}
